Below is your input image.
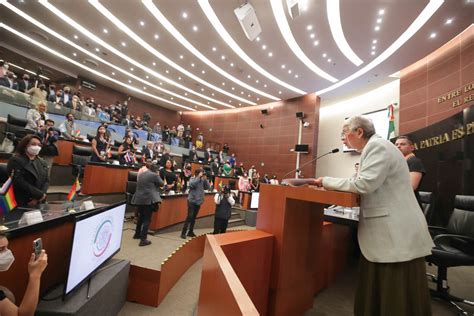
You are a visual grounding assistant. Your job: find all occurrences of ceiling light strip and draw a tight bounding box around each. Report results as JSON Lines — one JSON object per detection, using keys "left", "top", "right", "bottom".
{"left": 0, "top": 23, "right": 195, "bottom": 112}
{"left": 143, "top": 0, "right": 281, "bottom": 101}
{"left": 316, "top": 0, "right": 444, "bottom": 95}
{"left": 197, "top": 0, "right": 306, "bottom": 95}
{"left": 326, "top": 0, "right": 363, "bottom": 66}
{"left": 7, "top": 61, "right": 51, "bottom": 80}
{"left": 269, "top": 0, "right": 338, "bottom": 83}
{"left": 86, "top": 0, "right": 247, "bottom": 106}
{"left": 1, "top": 2, "right": 216, "bottom": 111}
{"left": 37, "top": 0, "right": 234, "bottom": 109}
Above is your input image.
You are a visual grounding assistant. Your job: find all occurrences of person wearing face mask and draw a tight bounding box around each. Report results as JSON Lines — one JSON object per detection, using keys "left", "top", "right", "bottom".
{"left": 6, "top": 135, "right": 49, "bottom": 207}
{"left": 59, "top": 113, "right": 79, "bottom": 140}
{"left": 17, "top": 74, "right": 30, "bottom": 92}
{"left": 62, "top": 86, "right": 71, "bottom": 104}
{"left": 0, "top": 233, "right": 49, "bottom": 316}
{"left": 25, "top": 101, "right": 48, "bottom": 131}
{"left": 0, "top": 71, "right": 18, "bottom": 90}
{"left": 25, "top": 84, "right": 47, "bottom": 102}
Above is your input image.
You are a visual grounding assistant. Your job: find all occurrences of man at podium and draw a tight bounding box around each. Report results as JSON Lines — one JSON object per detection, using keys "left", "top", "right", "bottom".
{"left": 313, "top": 116, "right": 434, "bottom": 316}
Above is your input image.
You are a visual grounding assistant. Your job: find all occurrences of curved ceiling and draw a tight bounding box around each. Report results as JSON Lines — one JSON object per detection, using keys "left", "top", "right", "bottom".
{"left": 0, "top": 0, "right": 472, "bottom": 112}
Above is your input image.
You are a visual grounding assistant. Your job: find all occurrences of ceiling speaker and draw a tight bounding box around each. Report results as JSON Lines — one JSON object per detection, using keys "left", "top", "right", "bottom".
{"left": 261, "top": 109, "right": 268, "bottom": 115}
{"left": 286, "top": 0, "right": 300, "bottom": 19}
{"left": 234, "top": 2, "right": 262, "bottom": 41}
{"left": 296, "top": 112, "right": 304, "bottom": 118}
{"left": 294, "top": 144, "right": 309, "bottom": 153}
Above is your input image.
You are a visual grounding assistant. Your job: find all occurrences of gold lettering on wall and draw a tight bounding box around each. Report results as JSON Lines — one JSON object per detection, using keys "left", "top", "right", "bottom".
{"left": 436, "top": 82, "right": 474, "bottom": 108}
{"left": 415, "top": 121, "right": 474, "bottom": 150}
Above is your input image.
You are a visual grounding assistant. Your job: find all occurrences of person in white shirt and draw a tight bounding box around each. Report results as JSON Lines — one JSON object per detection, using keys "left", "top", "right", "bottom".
{"left": 269, "top": 175, "right": 279, "bottom": 185}
{"left": 25, "top": 101, "right": 48, "bottom": 130}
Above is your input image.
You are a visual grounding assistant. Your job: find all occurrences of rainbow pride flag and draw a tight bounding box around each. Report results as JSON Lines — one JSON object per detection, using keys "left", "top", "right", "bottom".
{"left": 0, "top": 177, "right": 17, "bottom": 216}
{"left": 67, "top": 178, "right": 81, "bottom": 201}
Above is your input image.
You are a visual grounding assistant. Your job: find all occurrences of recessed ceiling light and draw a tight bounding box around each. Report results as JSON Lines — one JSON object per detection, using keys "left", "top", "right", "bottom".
{"left": 322, "top": 53, "right": 327, "bottom": 58}
{"left": 111, "top": 72, "right": 115, "bottom": 75}
{"left": 248, "top": 94, "right": 251, "bottom": 97}
{"left": 288, "top": 70, "right": 292, "bottom": 74}
{"left": 103, "top": 28, "right": 108, "bottom": 33}
{"left": 232, "top": 87, "right": 235, "bottom": 90}
{"left": 371, "top": 51, "right": 376, "bottom": 55}
{"left": 313, "top": 40, "right": 319, "bottom": 46}
{"left": 165, "top": 69, "right": 169, "bottom": 73}
{"left": 191, "top": 63, "right": 195, "bottom": 67}
{"left": 307, "top": 25, "right": 313, "bottom": 31}
{"left": 212, "top": 46, "right": 217, "bottom": 51}
{"left": 256, "top": 98, "right": 260, "bottom": 101}
{"left": 145, "top": 75, "right": 149, "bottom": 79}
{"left": 121, "top": 42, "right": 126, "bottom": 46}
{"left": 228, "top": 100, "right": 232, "bottom": 103}
{"left": 268, "top": 52, "right": 273, "bottom": 57}
{"left": 230, "top": 63, "right": 234, "bottom": 67}
{"left": 72, "top": 52, "right": 77, "bottom": 56}
{"left": 73, "top": 35, "right": 78, "bottom": 39}
{"left": 221, "top": 55, "right": 225, "bottom": 60}
{"left": 240, "top": 91, "right": 244, "bottom": 94}
{"left": 130, "top": 67, "right": 134, "bottom": 71}
{"left": 445, "top": 18, "right": 453, "bottom": 24}
{"left": 378, "top": 9, "right": 385, "bottom": 15}
{"left": 372, "top": 46, "right": 376, "bottom": 50}
{"left": 372, "top": 39, "right": 377, "bottom": 44}
{"left": 170, "top": 97, "right": 173, "bottom": 100}
{"left": 192, "top": 25, "right": 198, "bottom": 31}
{"left": 239, "top": 103, "right": 241, "bottom": 106}
{"left": 264, "top": 84, "right": 267, "bottom": 87}
{"left": 179, "top": 55, "right": 183, "bottom": 59}
{"left": 310, "top": 33, "right": 315, "bottom": 38}
{"left": 294, "top": 74, "right": 298, "bottom": 78}
{"left": 278, "top": 91, "right": 282, "bottom": 94}
{"left": 376, "top": 18, "right": 382, "bottom": 23}
{"left": 202, "top": 70, "right": 205, "bottom": 74}
{"left": 262, "top": 45, "right": 267, "bottom": 50}
{"left": 143, "top": 86, "right": 146, "bottom": 90}
{"left": 430, "top": 32, "right": 437, "bottom": 38}
{"left": 211, "top": 93, "right": 215, "bottom": 96}
{"left": 327, "top": 59, "right": 332, "bottom": 62}
{"left": 154, "top": 34, "right": 159, "bottom": 39}
{"left": 256, "top": 36, "right": 260, "bottom": 41}
{"left": 128, "top": 79, "right": 132, "bottom": 83}
{"left": 178, "top": 77, "right": 182, "bottom": 80}
{"left": 247, "top": 75, "right": 251, "bottom": 78}
{"left": 182, "top": 12, "right": 188, "bottom": 18}
{"left": 153, "top": 62, "right": 156, "bottom": 66}
{"left": 185, "top": 92, "right": 188, "bottom": 96}
{"left": 140, "top": 21, "right": 145, "bottom": 26}
{"left": 95, "top": 47, "right": 100, "bottom": 52}
{"left": 201, "top": 88, "right": 205, "bottom": 91}
{"left": 281, "top": 64, "right": 286, "bottom": 69}
{"left": 159, "top": 82, "right": 162, "bottom": 85}
{"left": 374, "top": 26, "right": 380, "bottom": 31}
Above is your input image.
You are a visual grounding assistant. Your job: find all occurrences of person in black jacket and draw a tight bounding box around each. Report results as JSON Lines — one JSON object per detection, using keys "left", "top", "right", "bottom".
{"left": 6, "top": 135, "right": 49, "bottom": 207}
{"left": 37, "top": 119, "right": 59, "bottom": 176}
{"left": 213, "top": 185, "right": 235, "bottom": 234}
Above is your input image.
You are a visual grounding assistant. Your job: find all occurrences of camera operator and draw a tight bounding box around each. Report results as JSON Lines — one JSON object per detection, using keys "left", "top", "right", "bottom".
{"left": 37, "top": 119, "right": 59, "bottom": 176}
{"left": 213, "top": 185, "right": 235, "bottom": 234}
{"left": 181, "top": 168, "right": 210, "bottom": 239}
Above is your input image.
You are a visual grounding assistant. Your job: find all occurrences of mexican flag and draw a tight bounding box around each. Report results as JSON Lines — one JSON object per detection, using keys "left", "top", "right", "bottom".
{"left": 387, "top": 104, "right": 397, "bottom": 139}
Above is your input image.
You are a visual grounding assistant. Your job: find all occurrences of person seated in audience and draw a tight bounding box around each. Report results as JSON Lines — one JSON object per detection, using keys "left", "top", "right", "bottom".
{"left": 213, "top": 185, "right": 235, "bottom": 234}
{"left": 229, "top": 153, "right": 236, "bottom": 168}
{"left": 133, "top": 116, "right": 143, "bottom": 130}
{"left": 195, "top": 133, "right": 204, "bottom": 149}
{"left": 47, "top": 84, "right": 55, "bottom": 99}
{"left": 7, "top": 135, "right": 49, "bottom": 207}
{"left": 37, "top": 119, "right": 59, "bottom": 176}
{"left": 90, "top": 125, "right": 110, "bottom": 163}
{"left": 122, "top": 114, "right": 133, "bottom": 127}
{"left": 118, "top": 135, "right": 136, "bottom": 165}
{"left": 25, "top": 84, "right": 47, "bottom": 102}
{"left": 97, "top": 106, "right": 110, "bottom": 122}
{"left": 222, "top": 160, "right": 232, "bottom": 177}
{"left": 153, "top": 140, "right": 165, "bottom": 154}
{"left": 25, "top": 101, "right": 48, "bottom": 131}
{"left": 65, "top": 95, "right": 81, "bottom": 112}
{"left": 59, "top": 113, "right": 79, "bottom": 140}
{"left": 61, "top": 86, "right": 72, "bottom": 105}
{"left": 188, "top": 145, "right": 198, "bottom": 162}
{"left": 0, "top": 233, "right": 48, "bottom": 316}
{"left": 17, "top": 74, "right": 31, "bottom": 92}
{"left": 0, "top": 71, "right": 18, "bottom": 90}
{"left": 82, "top": 102, "right": 96, "bottom": 117}
{"left": 204, "top": 147, "right": 212, "bottom": 164}
{"left": 160, "top": 159, "right": 177, "bottom": 194}
{"left": 269, "top": 175, "right": 279, "bottom": 185}
{"left": 234, "top": 162, "right": 245, "bottom": 177}
{"left": 238, "top": 172, "right": 251, "bottom": 192}
{"left": 222, "top": 143, "right": 229, "bottom": 154}
{"left": 143, "top": 141, "right": 155, "bottom": 161}
{"left": 262, "top": 174, "right": 271, "bottom": 184}
{"left": 48, "top": 89, "right": 63, "bottom": 106}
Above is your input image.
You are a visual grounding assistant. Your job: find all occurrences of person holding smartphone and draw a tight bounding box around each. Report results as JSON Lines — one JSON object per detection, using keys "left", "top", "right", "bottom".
{"left": 213, "top": 185, "right": 235, "bottom": 234}
{"left": 181, "top": 168, "right": 210, "bottom": 239}
{"left": 0, "top": 233, "right": 48, "bottom": 316}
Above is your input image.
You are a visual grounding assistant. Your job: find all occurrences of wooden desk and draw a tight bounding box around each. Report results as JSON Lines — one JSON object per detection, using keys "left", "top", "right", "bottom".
{"left": 241, "top": 191, "right": 252, "bottom": 209}
{"left": 213, "top": 175, "right": 238, "bottom": 190}
{"left": 191, "top": 162, "right": 205, "bottom": 176}
{"left": 149, "top": 193, "right": 215, "bottom": 231}
{"left": 257, "top": 184, "right": 358, "bottom": 316}
{"left": 82, "top": 163, "right": 136, "bottom": 195}
{"left": 53, "top": 139, "right": 91, "bottom": 166}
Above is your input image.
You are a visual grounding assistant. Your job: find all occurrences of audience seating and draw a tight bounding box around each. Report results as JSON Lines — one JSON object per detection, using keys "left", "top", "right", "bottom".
{"left": 0, "top": 163, "right": 8, "bottom": 185}
{"left": 71, "top": 145, "right": 92, "bottom": 178}
{"left": 6, "top": 114, "right": 34, "bottom": 144}
{"left": 125, "top": 171, "right": 139, "bottom": 206}
{"left": 419, "top": 191, "right": 435, "bottom": 225}
{"left": 426, "top": 195, "right": 474, "bottom": 315}
{"left": 86, "top": 134, "right": 94, "bottom": 142}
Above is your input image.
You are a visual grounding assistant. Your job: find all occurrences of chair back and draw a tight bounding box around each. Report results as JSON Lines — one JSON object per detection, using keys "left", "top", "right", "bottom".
{"left": 447, "top": 195, "right": 474, "bottom": 238}
{"left": 419, "top": 191, "right": 434, "bottom": 224}
{"left": 128, "top": 171, "right": 138, "bottom": 182}
{"left": 86, "top": 134, "right": 94, "bottom": 142}
{"left": 7, "top": 114, "right": 27, "bottom": 127}
{"left": 72, "top": 145, "right": 92, "bottom": 168}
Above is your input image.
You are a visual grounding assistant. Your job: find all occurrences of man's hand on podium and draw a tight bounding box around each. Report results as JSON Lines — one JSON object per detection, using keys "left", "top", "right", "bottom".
{"left": 312, "top": 177, "right": 324, "bottom": 187}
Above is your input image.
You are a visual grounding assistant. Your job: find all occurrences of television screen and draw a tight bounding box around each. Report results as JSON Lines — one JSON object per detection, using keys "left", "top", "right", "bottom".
{"left": 250, "top": 192, "right": 260, "bottom": 209}
{"left": 64, "top": 203, "right": 126, "bottom": 297}
{"left": 343, "top": 108, "right": 390, "bottom": 152}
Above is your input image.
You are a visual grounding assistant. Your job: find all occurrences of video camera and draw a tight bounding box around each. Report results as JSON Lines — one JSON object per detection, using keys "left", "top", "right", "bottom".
{"left": 222, "top": 185, "right": 231, "bottom": 194}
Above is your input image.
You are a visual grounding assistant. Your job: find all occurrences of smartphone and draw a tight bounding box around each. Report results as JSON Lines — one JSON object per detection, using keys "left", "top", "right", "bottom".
{"left": 33, "top": 238, "right": 42, "bottom": 259}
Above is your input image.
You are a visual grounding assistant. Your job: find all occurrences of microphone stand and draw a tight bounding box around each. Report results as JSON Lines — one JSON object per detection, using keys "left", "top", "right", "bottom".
{"left": 282, "top": 150, "right": 338, "bottom": 180}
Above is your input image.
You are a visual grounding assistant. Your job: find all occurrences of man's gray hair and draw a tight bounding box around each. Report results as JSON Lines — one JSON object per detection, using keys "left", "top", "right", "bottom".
{"left": 344, "top": 116, "right": 376, "bottom": 139}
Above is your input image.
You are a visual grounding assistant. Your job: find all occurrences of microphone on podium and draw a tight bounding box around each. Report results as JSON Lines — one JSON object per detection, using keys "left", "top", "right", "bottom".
{"left": 281, "top": 148, "right": 340, "bottom": 182}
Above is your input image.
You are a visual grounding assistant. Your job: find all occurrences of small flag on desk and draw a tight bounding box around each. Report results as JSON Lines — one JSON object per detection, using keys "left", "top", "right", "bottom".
{"left": 124, "top": 152, "right": 135, "bottom": 164}
{"left": 0, "top": 177, "right": 17, "bottom": 216}
{"left": 67, "top": 178, "right": 81, "bottom": 201}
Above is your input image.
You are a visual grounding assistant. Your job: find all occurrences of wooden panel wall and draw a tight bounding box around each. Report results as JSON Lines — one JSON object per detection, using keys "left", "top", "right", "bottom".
{"left": 182, "top": 93, "right": 320, "bottom": 180}
{"left": 399, "top": 25, "right": 473, "bottom": 134}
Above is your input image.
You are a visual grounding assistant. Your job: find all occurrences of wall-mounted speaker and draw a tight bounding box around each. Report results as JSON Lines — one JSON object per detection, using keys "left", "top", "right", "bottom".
{"left": 234, "top": 2, "right": 262, "bottom": 41}
{"left": 261, "top": 109, "right": 268, "bottom": 115}
{"left": 294, "top": 144, "right": 309, "bottom": 153}
{"left": 296, "top": 112, "right": 304, "bottom": 118}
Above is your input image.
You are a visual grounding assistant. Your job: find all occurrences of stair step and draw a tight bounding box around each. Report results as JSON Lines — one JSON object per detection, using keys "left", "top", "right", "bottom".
{"left": 228, "top": 218, "right": 245, "bottom": 228}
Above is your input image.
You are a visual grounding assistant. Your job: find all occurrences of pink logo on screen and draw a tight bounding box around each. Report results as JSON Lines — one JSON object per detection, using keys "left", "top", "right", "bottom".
{"left": 93, "top": 219, "right": 113, "bottom": 257}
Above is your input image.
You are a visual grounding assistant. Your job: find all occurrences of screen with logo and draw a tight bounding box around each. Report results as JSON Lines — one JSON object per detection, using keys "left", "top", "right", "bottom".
{"left": 64, "top": 203, "right": 126, "bottom": 296}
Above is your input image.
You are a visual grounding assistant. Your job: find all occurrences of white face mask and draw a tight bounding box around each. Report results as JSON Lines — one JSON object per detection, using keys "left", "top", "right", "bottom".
{"left": 0, "top": 249, "right": 15, "bottom": 272}
{"left": 27, "top": 145, "right": 42, "bottom": 156}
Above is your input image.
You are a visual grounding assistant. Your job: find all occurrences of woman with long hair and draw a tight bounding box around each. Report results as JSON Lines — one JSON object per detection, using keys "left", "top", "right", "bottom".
{"left": 118, "top": 135, "right": 136, "bottom": 165}
{"left": 90, "top": 125, "right": 110, "bottom": 163}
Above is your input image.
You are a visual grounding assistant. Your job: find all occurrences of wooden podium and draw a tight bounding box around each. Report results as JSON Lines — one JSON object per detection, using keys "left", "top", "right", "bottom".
{"left": 257, "top": 184, "right": 359, "bottom": 316}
